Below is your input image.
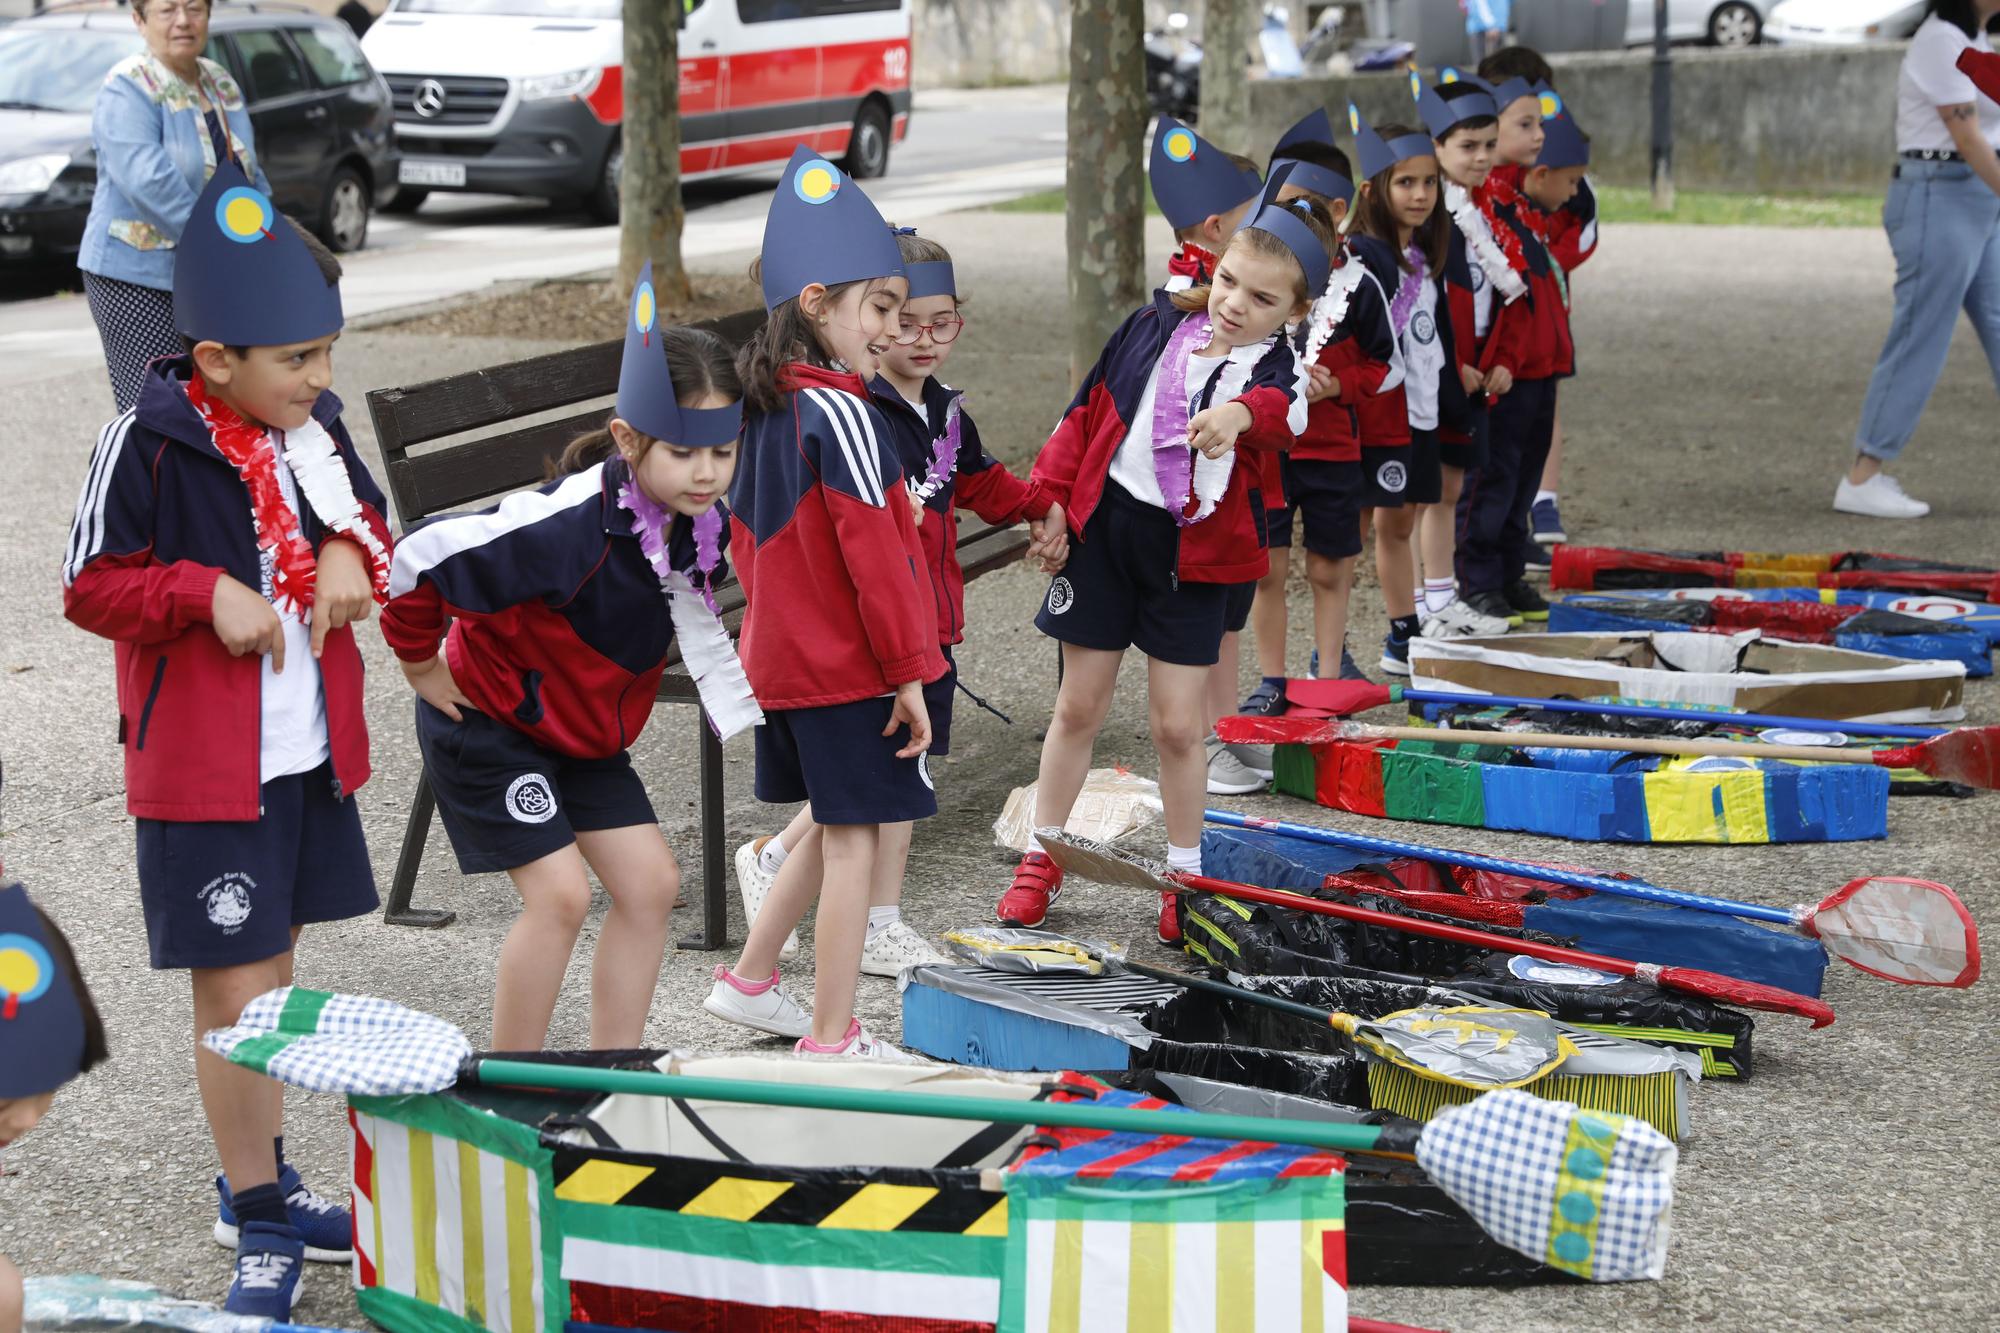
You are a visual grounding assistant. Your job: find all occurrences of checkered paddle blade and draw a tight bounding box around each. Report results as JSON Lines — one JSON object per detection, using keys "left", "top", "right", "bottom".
{"left": 1805, "top": 877, "right": 1983, "bottom": 988}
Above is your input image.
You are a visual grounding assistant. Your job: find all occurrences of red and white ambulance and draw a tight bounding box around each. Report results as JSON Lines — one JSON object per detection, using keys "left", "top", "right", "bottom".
{"left": 360, "top": 0, "right": 912, "bottom": 220}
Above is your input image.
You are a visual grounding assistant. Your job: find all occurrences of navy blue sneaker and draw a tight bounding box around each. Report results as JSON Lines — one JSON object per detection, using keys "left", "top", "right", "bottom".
{"left": 1307, "top": 648, "right": 1319, "bottom": 680}
{"left": 1380, "top": 628, "right": 1412, "bottom": 677}
{"left": 1531, "top": 497, "right": 1566, "bottom": 544}
{"left": 216, "top": 1164, "right": 353, "bottom": 1262}
{"left": 1339, "top": 647, "right": 1370, "bottom": 681}
{"left": 1504, "top": 578, "right": 1551, "bottom": 622}
{"left": 1238, "top": 680, "right": 1288, "bottom": 716}
{"left": 1522, "top": 537, "right": 1552, "bottom": 572}
{"left": 225, "top": 1221, "right": 304, "bottom": 1317}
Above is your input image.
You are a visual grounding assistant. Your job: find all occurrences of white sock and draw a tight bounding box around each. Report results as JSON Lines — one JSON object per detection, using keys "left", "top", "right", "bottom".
{"left": 866, "top": 905, "right": 900, "bottom": 942}
{"left": 1535, "top": 489, "right": 1559, "bottom": 506}
{"left": 1413, "top": 584, "right": 1428, "bottom": 619}
{"left": 758, "top": 837, "right": 789, "bottom": 876}
{"left": 1166, "top": 842, "right": 1202, "bottom": 877}
{"left": 1424, "top": 578, "right": 1456, "bottom": 614}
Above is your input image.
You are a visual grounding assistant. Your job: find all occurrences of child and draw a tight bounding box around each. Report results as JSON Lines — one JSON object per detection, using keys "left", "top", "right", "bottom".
{"left": 1150, "top": 114, "right": 1265, "bottom": 291}
{"left": 706, "top": 147, "right": 942, "bottom": 1058}
{"left": 734, "top": 226, "right": 1069, "bottom": 978}
{"left": 1345, "top": 110, "right": 1455, "bottom": 676}
{"left": 62, "top": 164, "right": 389, "bottom": 1314}
{"left": 382, "top": 264, "right": 751, "bottom": 1055}
{"left": 1240, "top": 108, "right": 1397, "bottom": 710}
{"left": 998, "top": 184, "right": 1326, "bottom": 945}
{"left": 1410, "top": 72, "right": 1525, "bottom": 640}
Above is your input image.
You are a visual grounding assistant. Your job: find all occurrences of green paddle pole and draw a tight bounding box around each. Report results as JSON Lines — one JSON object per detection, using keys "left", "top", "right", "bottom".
{"left": 468, "top": 1060, "right": 1417, "bottom": 1157}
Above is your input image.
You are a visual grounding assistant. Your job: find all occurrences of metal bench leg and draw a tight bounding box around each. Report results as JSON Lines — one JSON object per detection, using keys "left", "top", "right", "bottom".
{"left": 383, "top": 768, "right": 457, "bottom": 929}
{"left": 677, "top": 713, "right": 732, "bottom": 950}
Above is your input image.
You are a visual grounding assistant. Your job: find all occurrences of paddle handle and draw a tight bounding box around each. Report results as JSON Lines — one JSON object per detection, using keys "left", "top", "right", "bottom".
{"left": 1115, "top": 955, "right": 1344, "bottom": 1031}
{"left": 465, "top": 1059, "right": 1417, "bottom": 1157}
{"left": 1357, "top": 722, "right": 1886, "bottom": 768}
{"left": 1204, "top": 808, "right": 1799, "bottom": 927}
{"left": 1394, "top": 687, "right": 1946, "bottom": 739}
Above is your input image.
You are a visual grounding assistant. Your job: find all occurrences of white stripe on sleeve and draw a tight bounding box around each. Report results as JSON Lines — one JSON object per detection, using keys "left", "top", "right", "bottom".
{"left": 64, "top": 411, "right": 136, "bottom": 586}
{"left": 386, "top": 463, "right": 604, "bottom": 599}
{"left": 804, "top": 387, "right": 884, "bottom": 507}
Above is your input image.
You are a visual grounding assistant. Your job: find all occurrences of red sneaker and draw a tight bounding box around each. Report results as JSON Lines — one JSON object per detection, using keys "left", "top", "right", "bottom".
{"left": 1156, "top": 891, "right": 1183, "bottom": 947}
{"left": 996, "top": 851, "right": 1064, "bottom": 927}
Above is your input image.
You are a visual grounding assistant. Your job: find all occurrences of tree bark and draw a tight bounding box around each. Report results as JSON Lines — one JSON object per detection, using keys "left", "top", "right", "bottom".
{"left": 1066, "top": 0, "right": 1147, "bottom": 385}
{"left": 1197, "top": 0, "right": 1253, "bottom": 156}
{"left": 620, "top": 0, "right": 691, "bottom": 303}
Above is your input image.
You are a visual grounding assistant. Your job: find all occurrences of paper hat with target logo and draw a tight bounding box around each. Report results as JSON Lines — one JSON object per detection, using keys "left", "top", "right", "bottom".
{"left": 1235, "top": 163, "right": 1332, "bottom": 297}
{"left": 1413, "top": 68, "right": 1498, "bottom": 139}
{"left": 1348, "top": 104, "right": 1435, "bottom": 182}
{"left": 1485, "top": 73, "right": 1539, "bottom": 111}
{"left": 616, "top": 262, "right": 742, "bottom": 447}
{"left": 890, "top": 226, "right": 956, "bottom": 299}
{"left": 759, "top": 145, "right": 906, "bottom": 311}
{"left": 1267, "top": 107, "right": 1355, "bottom": 205}
{"left": 173, "top": 162, "right": 343, "bottom": 346}
{"left": 0, "top": 881, "right": 87, "bottom": 1098}
{"left": 1536, "top": 102, "right": 1591, "bottom": 171}
{"left": 1149, "top": 113, "right": 1263, "bottom": 232}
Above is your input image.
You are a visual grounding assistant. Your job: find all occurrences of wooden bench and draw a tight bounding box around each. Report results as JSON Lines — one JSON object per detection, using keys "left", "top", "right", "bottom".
{"left": 364, "top": 310, "right": 1032, "bottom": 947}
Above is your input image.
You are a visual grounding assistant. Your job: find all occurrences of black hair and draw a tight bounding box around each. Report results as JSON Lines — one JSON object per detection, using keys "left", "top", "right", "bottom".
{"left": 179, "top": 215, "right": 342, "bottom": 358}
{"left": 1435, "top": 82, "right": 1500, "bottom": 136}
{"left": 735, "top": 259, "right": 886, "bottom": 415}
{"left": 1276, "top": 139, "right": 1355, "bottom": 184}
{"left": 1352, "top": 125, "right": 1449, "bottom": 275}
{"left": 1170, "top": 195, "right": 1338, "bottom": 313}
{"left": 555, "top": 324, "right": 743, "bottom": 475}
{"left": 1928, "top": 0, "right": 2000, "bottom": 35}
{"left": 1479, "top": 45, "right": 1555, "bottom": 88}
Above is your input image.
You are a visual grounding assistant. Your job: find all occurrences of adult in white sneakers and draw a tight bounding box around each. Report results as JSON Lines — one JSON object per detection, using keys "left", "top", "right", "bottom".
{"left": 1841, "top": 0, "right": 2000, "bottom": 520}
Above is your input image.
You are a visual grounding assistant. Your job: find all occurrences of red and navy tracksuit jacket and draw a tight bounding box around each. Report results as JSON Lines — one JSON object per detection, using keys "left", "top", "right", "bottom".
{"left": 1545, "top": 176, "right": 1599, "bottom": 276}
{"left": 62, "top": 358, "right": 390, "bottom": 822}
{"left": 868, "top": 375, "right": 1052, "bottom": 646}
{"left": 729, "top": 363, "right": 945, "bottom": 709}
{"left": 1293, "top": 245, "right": 1400, "bottom": 465}
{"left": 1437, "top": 194, "right": 1535, "bottom": 450}
{"left": 381, "top": 456, "right": 715, "bottom": 759}
{"left": 1032, "top": 290, "right": 1307, "bottom": 586}
{"left": 1487, "top": 165, "right": 1573, "bottom": 381}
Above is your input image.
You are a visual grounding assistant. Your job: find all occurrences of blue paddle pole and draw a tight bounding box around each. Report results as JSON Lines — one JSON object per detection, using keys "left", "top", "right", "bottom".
{"left": 1395, "top": 687, "right": 1944, "bottom": 740}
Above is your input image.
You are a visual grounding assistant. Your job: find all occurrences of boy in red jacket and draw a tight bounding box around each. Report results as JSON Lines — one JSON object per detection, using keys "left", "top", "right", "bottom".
{"left": 61, "top": 166, "right": 390, "bottom": 1315}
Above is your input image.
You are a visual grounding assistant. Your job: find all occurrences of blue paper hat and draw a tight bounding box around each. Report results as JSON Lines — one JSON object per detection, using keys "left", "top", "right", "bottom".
{"left": 616, "top": 262, "right": 742, "bottom": 448}
{"left": 1347, "top": 105, "right": 1435, "bottom": 182}
{"left": 173, "top": 162, "right": 342, "bottom": 346}
{"left": 1149, "top": 114, "right": 1263, "bottom": 232}
{"left": 1236, "top": 164, "right": 1331, "bottom": 298}
{"left": 0, "top": 881, "right": 87, "bottom": 1098}
{"left": 758, "top": 145, "right": 905, "bottom": 311}
{"left": 1413, "top": 69, "right": 1497, "bottom": 139}
{"left": 1486, "top": 73, "right": 1539, "bottom": 111}
{"left": 1536, "top": 108, "right": 1591, "bottom": 170}
{"left": 1267, "top": 107, "right": 1354, "bottom": 205}
{"left": 890, "top": 227, "right": 956, "bottom": 299}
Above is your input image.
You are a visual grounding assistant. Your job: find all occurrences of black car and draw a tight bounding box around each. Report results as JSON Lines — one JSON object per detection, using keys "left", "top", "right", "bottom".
{"left": 0, "top": 1, "right": 397, "bottom": 270}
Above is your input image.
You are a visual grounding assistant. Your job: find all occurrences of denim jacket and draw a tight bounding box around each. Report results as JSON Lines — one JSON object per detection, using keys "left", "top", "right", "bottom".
{"left": 79, "top": 54, "right": 268, "bottom": 291}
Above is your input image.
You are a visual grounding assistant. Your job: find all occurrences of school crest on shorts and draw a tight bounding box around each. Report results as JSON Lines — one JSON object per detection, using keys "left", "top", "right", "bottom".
{"left": 917, "top": 753, "right": 935, "bottom": 791}
{"left": 199, "top": 872, "right": 255, "bottom": 934}
{"left": 1376, "top": 460, "right": 1408, "bottom": 494}
{"left": 1046, "top": 577, "right": 1075, "bottom": 616}
{"left": 506, "top": 773, "right": 558, "bottom": 824}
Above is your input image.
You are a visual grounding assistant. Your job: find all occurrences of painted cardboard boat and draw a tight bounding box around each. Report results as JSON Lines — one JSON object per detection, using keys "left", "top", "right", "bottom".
{"left": 1548, "top": 544, "right": 2000, "bottom": 600}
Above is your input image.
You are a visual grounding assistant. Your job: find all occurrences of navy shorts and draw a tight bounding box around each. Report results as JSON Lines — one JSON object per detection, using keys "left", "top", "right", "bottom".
{"left": 1276, "top": 456, "right": 1364, "bottom": 560}
{"left": 135, "top": 763, "right": 378, "bottom": 970}
{"left": 1034, "top": 483, "right": 1232, "bottom": 667}
{"left": 755, "top": 694, "right": 940, "bottom": 825}
{"left": 1360, "top": 434, "right": 1443, "bottom": 509}
{"left": 927, "top": 645, "right": 957, "bottom": 756}
{"left": 1439, "top": 412, "right": 1489, "bottom": 472}
{"left": 1224, "top": 581, "right": 1256, "bottom": 633}
{"left": 416, "top": 700, "right": 657, "bottom": 874}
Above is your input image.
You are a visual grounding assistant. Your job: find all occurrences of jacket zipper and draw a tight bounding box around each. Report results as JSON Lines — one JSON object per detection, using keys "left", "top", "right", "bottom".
{"left": 134, "top": 655, "right": 168, "bottom": 751}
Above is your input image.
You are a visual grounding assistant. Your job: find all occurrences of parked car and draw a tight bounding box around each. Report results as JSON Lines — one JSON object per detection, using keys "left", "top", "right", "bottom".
{"left": 361, "top": 0, "right": 912, "bottom": 223}
{"left": 0, "top": 1, "right": 396, "bottom": 272}
{"left": 1763, "top": 0, "right": 1928, "bottom": 45}
{"left": 1625, "top": 0, "right": 1771, "bottom": 48}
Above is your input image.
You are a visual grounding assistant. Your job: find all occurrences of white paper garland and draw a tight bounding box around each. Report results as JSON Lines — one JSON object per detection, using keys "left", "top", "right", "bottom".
{"left": 1301, "top": 259, "right": 1370, "bottom": 367}
{"left": 277, "top": 416, "right": 392, "bottom": 596}
{"left": 1445, "top": 181, "right": 1528, "bottom": 303}
{"left": 662, "top": 569, "right": 765, "bottom": 741}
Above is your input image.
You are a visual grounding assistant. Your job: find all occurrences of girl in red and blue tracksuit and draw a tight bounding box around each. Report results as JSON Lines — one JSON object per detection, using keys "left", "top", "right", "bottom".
{"left": 705, "top": 148, "right": 945, "bottom": 1060}
{"left": 382, "top": 277, "right": 750, "bottom": 1054}
{"left": 999, "top": 194, "right": 1333, "bottom": 947}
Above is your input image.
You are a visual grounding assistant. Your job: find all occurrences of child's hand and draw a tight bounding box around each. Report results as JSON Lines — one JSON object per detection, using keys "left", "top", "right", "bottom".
{"left": 311, "top": 538, "right": 375, "bottom": 660}
{"left": 211, "top": 574, "right": 286, "bottom": 672}
{"left": 403, "top": 653, "right": 472, "bottom": 722}
{"left": 1459, "top": 363, "right": 1485, "bottom": 394}
{"left": 1027, "top": 502, "right": 1070, "bottom": 573}
{"left": 887, "top": 679, "right": 932, "bottom": 759}
{"left": 1188, "top": 401, "right": 1252, "bottom": 459}
{"left": 1483, "top": 365, "right": 1514, "bottom": 397}
{"left": 906, "top": 483, "right": 926, "bottom": 525}
{"left": 1305, "top": 365, "right": 1341, "bottom": 403}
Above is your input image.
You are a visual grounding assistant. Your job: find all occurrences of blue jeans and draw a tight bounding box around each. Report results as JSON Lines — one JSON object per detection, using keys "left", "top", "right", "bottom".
{"left": 1854, "top": 160, "right": 2000, "bottom": 463}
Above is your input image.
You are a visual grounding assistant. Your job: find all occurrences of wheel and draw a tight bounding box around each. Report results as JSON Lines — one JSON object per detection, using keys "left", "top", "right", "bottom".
{"left": 843, "top": 99, "right": 891, "bottom": 180}
{"left": 584, "top": 135, "right": 621, "bottom": 225}
{"left": 381, "top": 186, "right": 427, "bottom": 214}
{"left": 1707, "top": 1, "right": 1760, "bottom": 47}
{"left": 319, "top": 164, "right": 371, "bottom": 253}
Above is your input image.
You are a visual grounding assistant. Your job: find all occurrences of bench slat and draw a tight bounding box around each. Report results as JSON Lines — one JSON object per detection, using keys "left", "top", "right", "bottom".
{"left": 391, "top": 406, "right": 613, "bottom": 521}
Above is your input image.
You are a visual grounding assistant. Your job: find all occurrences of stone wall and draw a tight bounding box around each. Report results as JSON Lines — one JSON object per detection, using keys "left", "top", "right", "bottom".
{"left": 912, "top": 0, "right": 1188, "bottom": 89}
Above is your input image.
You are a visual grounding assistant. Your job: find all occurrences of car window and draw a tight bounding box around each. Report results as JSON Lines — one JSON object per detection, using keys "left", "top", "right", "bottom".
{"left": 737, "top": 0, "right": 898, "bottom": 19}
{"left": 291, "top": 25, "right": 370, "bottom": 87}
{"left": 232, "top": 28, "right": 312, "bottom": 102}
{"left": 0, "top": 26, "right": 142, "bottom": 114}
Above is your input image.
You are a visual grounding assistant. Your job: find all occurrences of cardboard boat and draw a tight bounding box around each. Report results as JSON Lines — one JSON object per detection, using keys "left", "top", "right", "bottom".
{"left": 1549, "top": 544, "right": 2000, "bottom": 600}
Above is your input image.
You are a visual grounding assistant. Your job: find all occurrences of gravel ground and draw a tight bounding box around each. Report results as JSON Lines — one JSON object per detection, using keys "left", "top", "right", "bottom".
{"left": 1, "top": 212, "right": 1997, "bottom": 1332}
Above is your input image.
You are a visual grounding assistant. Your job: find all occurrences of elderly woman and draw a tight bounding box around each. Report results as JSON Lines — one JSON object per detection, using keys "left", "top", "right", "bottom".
{"left": 78, "top": 0, "right": 268, "bottom": 411}
{"left": 1839, "top": 0, "right": 2000, "bottom": 519}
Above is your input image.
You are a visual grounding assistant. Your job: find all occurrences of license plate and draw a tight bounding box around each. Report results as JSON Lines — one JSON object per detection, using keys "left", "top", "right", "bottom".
{"left": 399, "top": 159, "right": 466, "bottom": 188}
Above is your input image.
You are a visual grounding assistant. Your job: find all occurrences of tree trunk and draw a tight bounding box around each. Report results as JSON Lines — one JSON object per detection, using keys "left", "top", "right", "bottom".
{"left": 620, "top": 0, "right": 691, "bottom": 304}
{"left": 1197, "top": 0, "right": 1252, "bottom": 155}
{"left": 1066, "top": 0, "right": 1147, "bottom": 385}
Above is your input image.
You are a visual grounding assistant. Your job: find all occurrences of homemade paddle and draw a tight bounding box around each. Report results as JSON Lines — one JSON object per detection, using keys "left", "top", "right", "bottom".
{"left": 1039, "top": 832, "right": 1838, "bottom": 1025}
{"left": 1202, "top": 807, "right": 1982, "bottom": 989}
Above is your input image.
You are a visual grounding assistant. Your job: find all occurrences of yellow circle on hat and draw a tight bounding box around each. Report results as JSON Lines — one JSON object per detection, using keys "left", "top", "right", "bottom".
{"left": 0, "top": 945, "right": 42, "bottom": 997}
{"left": 635, "top": 289, "right": 655, "bottom": 330}
{"left": 1163, "top": 128, "right": 1195, "bottom": 161}
{"left": 799, "top": 165, "right": 836, "bottom": 200}
{"left": 224, "top": 196, "right": 266, "bottom": 237}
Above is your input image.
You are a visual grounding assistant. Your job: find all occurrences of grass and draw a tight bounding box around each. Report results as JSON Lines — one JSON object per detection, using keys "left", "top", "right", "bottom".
{"left": 987, "top": 183, "right": 1884, "bottom": 228}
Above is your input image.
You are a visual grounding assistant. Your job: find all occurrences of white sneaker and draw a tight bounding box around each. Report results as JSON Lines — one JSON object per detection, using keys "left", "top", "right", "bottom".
{"left": 796, "top": 1019, "right": 921, "bottom": 1061}
{"left": 1205, "top": 736, "right": 1267, "bottom": 795}
{"left": 734, "top": 837, "right": 799, "bottom": 961}
{"left": 702, "top": 966, "right": 812, "bottom": 1038}
{"left": 1223, "top": 738, "right": 1275, "bottom": 779}
{"left": 1834, "top": 473, "right": 1930, "bottom": 519}
{"left": 1420, "top": 596, "right": 1513, "bottom": 639}
{"left": 860, "top": 920, "right": 951, "bottom": 978}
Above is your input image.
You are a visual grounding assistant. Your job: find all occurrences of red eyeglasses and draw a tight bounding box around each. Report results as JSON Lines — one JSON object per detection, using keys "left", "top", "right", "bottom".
{"left": 892, "top": 313, "right": 965, "bottom": 345}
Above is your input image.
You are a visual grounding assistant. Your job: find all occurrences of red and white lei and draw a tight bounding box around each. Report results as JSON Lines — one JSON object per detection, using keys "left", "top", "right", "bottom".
{"left": 1444, "top": 181, "right": 1528, "bottom": 303}
{"left": 1301, "top": 250, "right": 1370, "bottom": 365}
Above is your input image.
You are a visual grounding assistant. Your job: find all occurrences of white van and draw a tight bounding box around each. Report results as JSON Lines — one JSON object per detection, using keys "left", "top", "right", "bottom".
{"left": 361, "top": 0, "right": 912, "bottom": 220}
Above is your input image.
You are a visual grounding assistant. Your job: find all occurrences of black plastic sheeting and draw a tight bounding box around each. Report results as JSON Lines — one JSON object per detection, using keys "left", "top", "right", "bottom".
{"left": 1184, "top": 887, "right": 1574, "bottom": 980}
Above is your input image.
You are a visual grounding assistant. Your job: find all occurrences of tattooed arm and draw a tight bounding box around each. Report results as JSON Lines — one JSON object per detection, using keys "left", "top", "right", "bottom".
{"left": 1937, "top": 102, "right": 2000, "bottom": 198}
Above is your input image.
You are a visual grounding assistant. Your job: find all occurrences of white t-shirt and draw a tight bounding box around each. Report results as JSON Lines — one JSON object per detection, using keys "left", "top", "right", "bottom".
{"left": 259, "top": 449, "right": 330, "bottom": 783}
{"left": 1896, "top": 16, "right": 2000, "bottom": 153}
{"left": 1397, "top": 271, "right": 1446, "bottom": 433}
{"left": 1109, "top": 350, "right": 1227, "bottom": 507}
